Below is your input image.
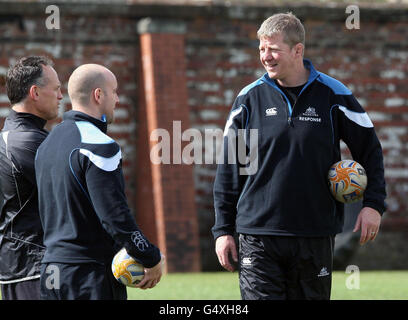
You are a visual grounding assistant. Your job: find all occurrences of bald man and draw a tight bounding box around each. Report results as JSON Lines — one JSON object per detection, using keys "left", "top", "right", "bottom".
{"left": 35, "top": 64, "right": 163, "bottom": 300}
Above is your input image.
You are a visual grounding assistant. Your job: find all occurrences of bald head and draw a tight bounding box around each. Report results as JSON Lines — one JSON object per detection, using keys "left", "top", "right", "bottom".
{"left": 68, "top": 63, "right": 119, "bottom": 123}
{"left": 68, "top": 64, "right": 114, "bottom": 107}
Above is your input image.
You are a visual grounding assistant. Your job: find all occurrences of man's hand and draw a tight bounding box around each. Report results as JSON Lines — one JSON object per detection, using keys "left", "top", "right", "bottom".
{"left": 353, "top": 207, "right": 381, "bottom": 245}
{"left": 215, "top": 235, "right": 238, "bottom": 272}
{"left": 136, "top": 255, "right": 165, "bottom": 290}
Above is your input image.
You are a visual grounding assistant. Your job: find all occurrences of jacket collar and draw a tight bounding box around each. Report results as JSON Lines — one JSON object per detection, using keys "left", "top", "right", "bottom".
{"left": 4, "top": 109, "right": 47, "bottom": 131}
{"left": 63, "top": 110, "right": 108, "bottom": 133}
{"left": 260, "top": 59, "right": 320, "bottom": 114}
{"left": 303, "top": 58, "right": 320, "bottom": 83}
{"left": 261, "top": 58, "right": 319, "bottom": 89}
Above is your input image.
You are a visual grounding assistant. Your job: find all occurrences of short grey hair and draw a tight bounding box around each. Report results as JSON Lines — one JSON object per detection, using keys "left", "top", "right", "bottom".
{"left": 257, "top": 12, "right": 305, "bottom": 48}
{"left": 6, "top": 56, "right": 54, "bottom": 105}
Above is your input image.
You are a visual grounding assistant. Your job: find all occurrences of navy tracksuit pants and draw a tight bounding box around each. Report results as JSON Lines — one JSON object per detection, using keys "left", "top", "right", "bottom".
{"left": 239, "top": 234, "right": 334, "bottom": 300}
{"left": 40, "top": 262, "right": 127, "bottom": 300}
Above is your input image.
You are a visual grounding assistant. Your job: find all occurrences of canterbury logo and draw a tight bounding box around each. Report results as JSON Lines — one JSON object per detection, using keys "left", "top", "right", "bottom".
{"left": 242, "top": 257, "right": 252, "bottom": 266}
{"left": 265, "top": 107, "right": 277, "bottom": 116}
{"left": 131, "top": 231, "right": 149, "bottom": 251}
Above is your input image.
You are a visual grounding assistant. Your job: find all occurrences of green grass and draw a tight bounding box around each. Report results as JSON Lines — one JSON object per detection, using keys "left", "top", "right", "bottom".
{"left": 128, "top": 271, "right": 408, "bottom": 300}
{"left": 128, "top": 272, "right": 241, "bottom": 300}
{"left": 331, "top": 271, "right": 408, "bottom": 300}
{"left": 1, "top": 271, "right": 406, "bottom": 300}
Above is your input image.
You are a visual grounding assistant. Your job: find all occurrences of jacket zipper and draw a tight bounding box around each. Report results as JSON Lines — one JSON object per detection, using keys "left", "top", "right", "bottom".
{"left": 281, "top": 77, "right": 314, "bottom": 126}
{"left": 272, "top": 87, "right": 293, "bottom": 126}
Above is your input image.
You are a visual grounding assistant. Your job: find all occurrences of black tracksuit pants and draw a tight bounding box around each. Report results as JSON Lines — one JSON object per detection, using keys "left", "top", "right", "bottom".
{"left": 239, "top": 234, "right": 334, "bottom": 300}
{"left": 1, "top": 279, "right": 40, "bottom": 300}
{"left": 40, "top": 262, "right": 127, "bottom": 300}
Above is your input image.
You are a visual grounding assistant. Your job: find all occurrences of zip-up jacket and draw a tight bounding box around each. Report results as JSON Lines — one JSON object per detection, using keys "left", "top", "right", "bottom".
{"left": 0, "top": 110, "right": 47, "bottom": 283}
{"left": 35, "top": 111, "right": 161, "bottom": 267}
{"left": 212, "top": 59, "right": 386, "bottom": 239}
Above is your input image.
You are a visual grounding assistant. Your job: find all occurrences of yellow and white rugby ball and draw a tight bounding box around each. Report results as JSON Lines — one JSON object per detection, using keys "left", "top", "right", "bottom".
{"left": 328, "top": 160, "right": 367, "bottom": 203}
{"left": 112, "top": 248, "right": 144, "bottom": 287}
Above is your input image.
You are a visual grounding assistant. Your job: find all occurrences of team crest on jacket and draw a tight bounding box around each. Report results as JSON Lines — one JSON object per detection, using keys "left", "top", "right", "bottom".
{"left": 299, "top": 106, "right": 322, "bottom": 123}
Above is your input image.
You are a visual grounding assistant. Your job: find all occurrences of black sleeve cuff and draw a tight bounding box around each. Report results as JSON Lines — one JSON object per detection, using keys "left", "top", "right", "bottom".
{"left": 363, "top": 200, "right": 386, "bottom": 216}
{"left": 125, "top": 242, "right": 161, "bottom": 268}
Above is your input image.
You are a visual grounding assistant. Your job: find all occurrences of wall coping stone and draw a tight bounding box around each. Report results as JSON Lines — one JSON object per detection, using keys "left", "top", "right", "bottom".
{"left": 0, "top": 1, "right": 407, "bottom": 22}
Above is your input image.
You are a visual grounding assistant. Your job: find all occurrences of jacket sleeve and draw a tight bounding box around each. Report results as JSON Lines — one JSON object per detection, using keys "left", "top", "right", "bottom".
{"left": 84, "top": 143, "right": 161, "bottom": 268}
{"left": 336, "top": 94, "right": 387, "bottom": 215}
{"left": 212, "top": 98, "right": 249, "bottom": 239}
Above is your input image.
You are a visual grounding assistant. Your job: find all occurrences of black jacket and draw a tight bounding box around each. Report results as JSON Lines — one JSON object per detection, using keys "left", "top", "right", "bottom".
{"left": 0, "top": 110, "right": 47, "bottom": 283}
{"left": 35, "top": 111, "right": 161, "bottom": 267}
{"left": 212, "top": 59, "right": 386, "bottom": 239}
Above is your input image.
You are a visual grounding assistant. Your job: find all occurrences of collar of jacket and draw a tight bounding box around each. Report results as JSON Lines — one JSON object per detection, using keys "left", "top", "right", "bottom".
{"left": 63, "top": 110, "right": 108, "bottom": 134}
{"left": 261, "top": 58, "right": 320, "bottom": 91}
{"left": 259, "top": 59, "right": 321, "bottom": 116}
{"left": 5, "top": 109, "right": 48, "bottom": 130}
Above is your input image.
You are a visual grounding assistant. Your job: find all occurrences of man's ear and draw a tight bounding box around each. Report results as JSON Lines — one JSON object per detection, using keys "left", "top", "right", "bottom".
{"left": 93, "top": 88, "right": 102, "bottom": 104}
{"left": 294, "top": 43, "right": 304, "bottom": 58}
{"left": 28, "top": 85, "right": 40, "bottom": 101}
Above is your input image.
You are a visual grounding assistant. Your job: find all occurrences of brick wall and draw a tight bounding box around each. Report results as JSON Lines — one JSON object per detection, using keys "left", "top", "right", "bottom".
{"left": 0, "top": 11, "right": 142, "bottom": 207}
{"left": 0, "top": 1, "right": 407, "bottom": 270}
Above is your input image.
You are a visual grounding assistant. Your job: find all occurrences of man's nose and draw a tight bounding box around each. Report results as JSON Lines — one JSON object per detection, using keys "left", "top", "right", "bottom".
{"left": 263, "top": 50, "right": 273, "bottom": 60}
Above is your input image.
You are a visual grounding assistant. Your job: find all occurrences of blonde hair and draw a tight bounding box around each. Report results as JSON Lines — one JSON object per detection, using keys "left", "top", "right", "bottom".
{"left": 257, "top": 12, "right": 305, "bottom": 48}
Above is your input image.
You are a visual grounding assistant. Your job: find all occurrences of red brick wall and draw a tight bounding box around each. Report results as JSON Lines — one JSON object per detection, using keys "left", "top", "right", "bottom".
{"left": 0, "top": 2, "right": 407, "bottom": 270}
{"left": 0, "top": 13, "right": 142, "bottom": 208}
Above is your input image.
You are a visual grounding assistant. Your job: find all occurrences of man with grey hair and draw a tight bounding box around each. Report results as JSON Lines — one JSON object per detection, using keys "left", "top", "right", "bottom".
{"left": 212, "top": 12, "right": 386, "bottom": 300}
{"left": 0, "top": 56, "right": 62, "bottom": 299}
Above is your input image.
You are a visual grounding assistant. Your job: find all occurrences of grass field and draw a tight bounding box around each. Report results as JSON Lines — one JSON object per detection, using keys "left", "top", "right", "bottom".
{"left": 1, "top": 271, "right": 407, "bottom": 300}
{"left": 128, "top": 271, "right": 408, "bottom": 300}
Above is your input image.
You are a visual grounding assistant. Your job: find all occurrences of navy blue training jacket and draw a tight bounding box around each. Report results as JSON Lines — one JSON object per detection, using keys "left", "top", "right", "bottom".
{"left": 35, "top": 111, "right": 161, "bottom": 267}
{"left": 212, "top": 59, "right": 386, "bottom": 239}
{"left": 0, "top": 110, "right": 47, "bottom": 283}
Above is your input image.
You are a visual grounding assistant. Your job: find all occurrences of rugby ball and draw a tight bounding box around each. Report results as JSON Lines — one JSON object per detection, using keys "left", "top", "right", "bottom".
{"left": 328, "top": 160, "right": 367, "bottom": 203}
{"left": 112, "top": 247, "right": 144, "bottom": 287}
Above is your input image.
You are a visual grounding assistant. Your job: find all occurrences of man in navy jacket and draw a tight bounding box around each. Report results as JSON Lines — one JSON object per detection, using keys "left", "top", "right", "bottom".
{"left": 0, "top": 56, "right": 62, "bottom": 299}
{"left": 212, "top": 13, "right": 386, "bottom": 300}
{"left": 35, "top": 64, "right": 163, "bottom": 300}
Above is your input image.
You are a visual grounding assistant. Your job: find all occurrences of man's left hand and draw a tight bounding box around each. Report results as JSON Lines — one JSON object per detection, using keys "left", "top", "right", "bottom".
{"left": 353, "top": 207, "right": 381, "bottom": 245}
